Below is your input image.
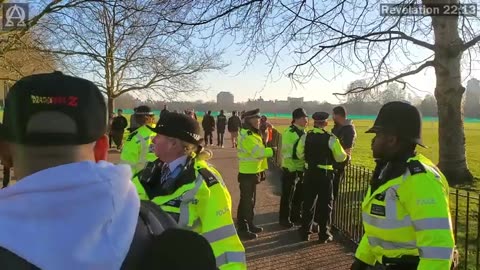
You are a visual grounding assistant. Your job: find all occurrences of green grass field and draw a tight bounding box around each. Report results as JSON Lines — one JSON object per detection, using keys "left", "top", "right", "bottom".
{"left": 274, "top": 120, "right": 480, "bottom": 186}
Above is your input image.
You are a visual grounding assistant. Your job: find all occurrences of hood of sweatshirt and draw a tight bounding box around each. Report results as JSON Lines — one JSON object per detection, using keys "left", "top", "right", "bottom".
{"left": 0, "top": 161, "right": 139, "bottom": 270}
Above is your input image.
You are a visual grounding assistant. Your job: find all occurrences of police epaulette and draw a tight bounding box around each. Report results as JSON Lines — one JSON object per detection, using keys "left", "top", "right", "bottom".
{"left": 198, "top": 168, "right": 219, "bottom": 187}
{"left": 407, "top": 160, "right": 426, "bottom": 175}
{"left": 126, "top": 131, "right": 138, "bottom": 141}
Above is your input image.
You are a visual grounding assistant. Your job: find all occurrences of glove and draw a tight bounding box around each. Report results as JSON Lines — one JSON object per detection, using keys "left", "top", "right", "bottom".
{"left": 350, "top": 258, "right": 370, "bottom": 270}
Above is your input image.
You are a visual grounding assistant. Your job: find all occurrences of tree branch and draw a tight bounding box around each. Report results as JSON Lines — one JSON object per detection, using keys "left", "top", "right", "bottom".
{"left": 462, "top": 34, "right": 480, "bottom": 51}
{"left": 333, "top": 60, "right": 435, "bottom": 96}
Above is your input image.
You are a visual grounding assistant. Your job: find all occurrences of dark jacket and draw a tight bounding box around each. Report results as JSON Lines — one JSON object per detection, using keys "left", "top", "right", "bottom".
{"left": 331, "top": 119, "right": 356, "bottom": 151}
{"left": 332, "top": 119, "right": 356, "bottom": 168}
{"left": 227, "top": 116, "right": 241, "bottom": 132}
{"left": 111, "top": 115, "right": 128, "bottom": 131}
{"left": 202, "top": 115, "right": 215, "bottom": 132}
{"left": 216, "top": 114, "right": 227, "bottom": 133}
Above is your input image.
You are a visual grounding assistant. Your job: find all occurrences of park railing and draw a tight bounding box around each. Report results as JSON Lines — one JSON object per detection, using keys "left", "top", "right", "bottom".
{"left": 333, "top": 164, "right": 480, "bottom": 270}
{"left": 269, "top": 129, "right": 479, "bottom": 269}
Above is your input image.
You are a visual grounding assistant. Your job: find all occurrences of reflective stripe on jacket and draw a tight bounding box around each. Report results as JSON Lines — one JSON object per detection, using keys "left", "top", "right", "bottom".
{"left": 355, "top": 154, "right": 455, "bottom": 269}
{"left": 133, "top": 159, "right": 246, "bottom": 270}
{"left": 237, "top": 128, "right": 273, "bottom": 174}
{"left": 120, "top": 125, "right": 157, "bottom": 175}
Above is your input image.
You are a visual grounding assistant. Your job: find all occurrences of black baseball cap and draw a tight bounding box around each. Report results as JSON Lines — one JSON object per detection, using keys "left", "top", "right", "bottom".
{"left": 149, "top": 112, "right": 202, "bottom": 145}
{"left": 2, "top": 71, "right": 107, "bottom": 146}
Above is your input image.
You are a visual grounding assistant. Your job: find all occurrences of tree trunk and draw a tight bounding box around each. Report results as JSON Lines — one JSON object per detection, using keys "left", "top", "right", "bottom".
{"left": 429, "top": 0, "right": 474, "bottom": 185}
{"left": 108, "top": 96, "right": 115, "bottom": 116}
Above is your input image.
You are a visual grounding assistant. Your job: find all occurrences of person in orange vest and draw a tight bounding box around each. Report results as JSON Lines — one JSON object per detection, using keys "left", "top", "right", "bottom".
{"left": 259, "top": 115, "right": 274, "bottom": 145}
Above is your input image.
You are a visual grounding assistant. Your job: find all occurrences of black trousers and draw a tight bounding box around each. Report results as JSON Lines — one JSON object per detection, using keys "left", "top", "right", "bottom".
{"left": 204, "top": 131, "right": 213, "bottom": 145}
{"left": 279, "top": 169, "right": 303, "bottom": 223}
{"left": 217, "top": 131, "right": 225, "bottom": 146}
{"left": 111, "top": 130, "right": 124, "bottom": 148}
{"left": 237, "top": 173, "right": 259, "bottom": 230}
{"left": 301, "top": 167, "right": 334, "bottom": 239}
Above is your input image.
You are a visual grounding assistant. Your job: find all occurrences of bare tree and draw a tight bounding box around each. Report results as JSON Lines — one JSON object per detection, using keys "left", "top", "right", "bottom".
{"left": 345, "top": 79, "right": 379, "bottom": 103}
{"left": 162, "top": 0, "right": 480, "bottom": 184}
{"left": 380, "top": 82, "right": 407, "bottom": 104}
{"left": 37, "top": 0, "right": 225, "bottom": 114}
{"left": 0, "top": 0, "right": 102, "bottom": 81}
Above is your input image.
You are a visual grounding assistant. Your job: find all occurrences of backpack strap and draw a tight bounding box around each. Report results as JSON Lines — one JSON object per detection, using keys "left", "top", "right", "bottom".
{"left": 121, "top": 200, "right": 178, "bottom": 269}
{"left": 197, "top": 168, "right": 219, "bottom": 187}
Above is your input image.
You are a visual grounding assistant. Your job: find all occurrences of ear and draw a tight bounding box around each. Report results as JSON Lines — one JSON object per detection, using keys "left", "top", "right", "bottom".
{"left": 386, "top": 134, "right": 399, "bottom": 147}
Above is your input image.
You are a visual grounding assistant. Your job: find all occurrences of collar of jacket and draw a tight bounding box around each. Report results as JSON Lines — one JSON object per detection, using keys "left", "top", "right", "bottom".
{"left": 242, "top": 123, "right": 260, "bottom": 134}
{"left": 370, "top": 151, "right": 416, "bottom": 193}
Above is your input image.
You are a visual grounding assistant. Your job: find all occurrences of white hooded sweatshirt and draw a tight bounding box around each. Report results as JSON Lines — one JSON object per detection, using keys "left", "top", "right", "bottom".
{"left": 0, "top": 161, "right": 139, "bottom": 270}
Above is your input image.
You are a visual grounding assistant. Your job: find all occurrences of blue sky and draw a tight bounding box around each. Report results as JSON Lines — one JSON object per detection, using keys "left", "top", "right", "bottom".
{"left": 188, "top": 1, "right": 480, "bottom": 104}
{"left": 194, "top": 44, "right": 464, "bottom": 104}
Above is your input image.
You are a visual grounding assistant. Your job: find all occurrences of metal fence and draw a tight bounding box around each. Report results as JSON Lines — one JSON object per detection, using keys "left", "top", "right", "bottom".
{"left": 333, "top": 164, "right": 480, "bottom": 270}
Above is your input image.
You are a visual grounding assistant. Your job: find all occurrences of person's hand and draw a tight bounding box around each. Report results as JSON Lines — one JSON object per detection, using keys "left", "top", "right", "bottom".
{"left": 350, "top": 258, "right": 369, "bottom": 270}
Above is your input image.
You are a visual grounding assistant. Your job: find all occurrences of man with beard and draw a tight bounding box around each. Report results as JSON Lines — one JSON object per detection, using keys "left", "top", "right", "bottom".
{"left": 331, "top": 106, "right": 356, "bottom": 200}
{"left": 350, "top": 101, "right": 455, "bottom": 270}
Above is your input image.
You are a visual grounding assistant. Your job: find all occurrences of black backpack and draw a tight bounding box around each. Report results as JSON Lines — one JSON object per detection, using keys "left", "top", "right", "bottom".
{"left": 0, "top": 200, "right": 178, "bottom": 270}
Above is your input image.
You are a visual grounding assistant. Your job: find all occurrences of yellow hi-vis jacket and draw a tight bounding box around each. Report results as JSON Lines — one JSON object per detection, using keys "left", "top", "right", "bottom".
{"left": 237, "top": 128, "right": 273, "bottom": 174}
{"left": 296, "top": 127, "right": 347, "bottom": 170}
{"left": 120, "top": 125, "right": 157, "bottom": 175}
{"left": 355, "top": 154, "right": 455, "bottom": 269}
{"left": 133, "top": 159, "right": 246, "bottom": 270}
{"left": 281, "top": 125, "right": 306, "bottom": 172}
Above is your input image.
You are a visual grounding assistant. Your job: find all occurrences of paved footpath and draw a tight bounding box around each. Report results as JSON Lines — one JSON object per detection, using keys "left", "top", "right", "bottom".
{"left": 107, "top": 133, "right": 354, "bottom": 270}
{"left": 2, "top": 138, "right": 354, "bottom": 269}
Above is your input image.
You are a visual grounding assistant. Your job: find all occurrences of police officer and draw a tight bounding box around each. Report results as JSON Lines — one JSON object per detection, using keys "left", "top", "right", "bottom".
{"left": 237, "top": 108, "right": 276, "bottom": 240}
{"left": 279, "top": 108, "right": 308, "bottom": 228}
{"left": 296, "top": 112, "right": 346, "bottom": 243}
{"left": 120, "top": 105, "right": 157, "bottom": 175}
{"left": 132, "top": 112, "right": 246, "bottom": 270}
{"left": 351, "top": 101, "right": 456, "bottom": 270}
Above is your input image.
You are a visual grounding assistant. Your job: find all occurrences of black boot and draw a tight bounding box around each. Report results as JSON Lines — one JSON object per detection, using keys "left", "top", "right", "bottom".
{"left": 298, "top": 227, "right": 313, "bottom": 241}
{"left": 238, "top": 230, "right": 257, "bottom": 240}
{"left": 248, "top": 224, "right": 263, "bottom": 233}
{"left": 279, "top": 219, "right": 294, "bottom": 228}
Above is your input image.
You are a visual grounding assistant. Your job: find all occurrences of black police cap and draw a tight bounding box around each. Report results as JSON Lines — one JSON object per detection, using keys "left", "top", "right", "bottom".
{"left": 242, "top": 108, "right": 261, "bottom": 120}
{"left": 292, "top": 108, "right": 308, "bottom": 119}
{"left": 135, "top": 105, "right": 154, "bottom": 115}
{"left": 366, "top": 101, "right": 425, "bottom": 147}
{"left": 312, "top": 112, "right": 329, "bottom": 121}
{"left": 148, "top": 112, "right": 202, "bottom": 145}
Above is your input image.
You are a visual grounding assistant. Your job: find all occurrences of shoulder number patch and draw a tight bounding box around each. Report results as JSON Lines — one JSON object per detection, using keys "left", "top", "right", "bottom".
{"left": 198, "top": 168, "right": 219, "bottom": 187}
{"left": 408, "top": 160, "right": 426, "bottom": 175}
